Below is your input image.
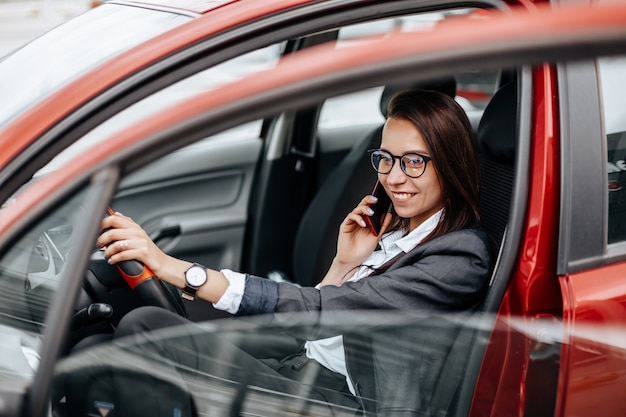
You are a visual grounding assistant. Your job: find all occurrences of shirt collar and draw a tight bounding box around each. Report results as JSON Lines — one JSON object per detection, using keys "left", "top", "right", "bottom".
{"left": 380, "top": 209, "right": 443, "bottom": 254}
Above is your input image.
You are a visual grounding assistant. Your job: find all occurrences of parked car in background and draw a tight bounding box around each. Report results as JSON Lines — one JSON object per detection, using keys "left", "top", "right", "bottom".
{"left": 1, "top": 0, "right": 626, "bottom": 416}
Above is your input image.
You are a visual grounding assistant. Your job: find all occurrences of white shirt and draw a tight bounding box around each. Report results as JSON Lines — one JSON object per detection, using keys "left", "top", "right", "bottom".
{"left": 214, "top": 210, "right": 443, "bottom": 394}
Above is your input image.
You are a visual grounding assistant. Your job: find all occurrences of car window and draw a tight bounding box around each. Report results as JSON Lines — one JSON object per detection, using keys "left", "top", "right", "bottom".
{"left": 317, "top": 70, "right": 499, "bottom": 132}
{"left": 598, "top": 55, "right": 626, "bottom": 243}
{"left": 318, "top": 8, "right": 499, "bottom": 132}
{"left": 37, "top": 44, "right": 280, "bottom": 177}
{"left": 51, "top": 311, "right": 500, "bottom": 417}
{"left": 319, "top": 87, "right": 385, "bottom": 130}
{"left": 0, "top": 185, "right": 90, "bottom": 385}
{"left": 0, "top": 3, "right": 190, "bottom": 128}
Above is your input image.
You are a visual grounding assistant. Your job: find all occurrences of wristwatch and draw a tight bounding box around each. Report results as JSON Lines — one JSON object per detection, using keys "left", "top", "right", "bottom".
{"left": 182, "top": 263, "right": 208, "bottom": 301}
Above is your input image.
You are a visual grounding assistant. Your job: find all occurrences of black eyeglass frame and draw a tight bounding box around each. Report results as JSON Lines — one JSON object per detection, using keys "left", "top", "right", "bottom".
{"left": 368, "top": 149, "right": 433, "bottom": 178}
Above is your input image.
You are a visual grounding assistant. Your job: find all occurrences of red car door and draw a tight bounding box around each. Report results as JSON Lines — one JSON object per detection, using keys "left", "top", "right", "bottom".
{"left": 557, "top": 53, "right": 626, "bottom": 416}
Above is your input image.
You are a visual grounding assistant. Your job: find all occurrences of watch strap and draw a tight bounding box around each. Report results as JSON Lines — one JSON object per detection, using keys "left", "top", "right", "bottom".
{"left": 181, "top": 286, "right": 198, "bottom": 301}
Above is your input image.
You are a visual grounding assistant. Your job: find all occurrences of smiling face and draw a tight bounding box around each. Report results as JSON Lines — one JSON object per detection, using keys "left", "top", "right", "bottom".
{"left": 379, "top": 117, "right": 444, "bottom": 231}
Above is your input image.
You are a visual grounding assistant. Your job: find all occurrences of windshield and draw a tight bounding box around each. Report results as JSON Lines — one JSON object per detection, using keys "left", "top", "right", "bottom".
{"left": 0, "top": 3, "right": 191, "bottom": 128}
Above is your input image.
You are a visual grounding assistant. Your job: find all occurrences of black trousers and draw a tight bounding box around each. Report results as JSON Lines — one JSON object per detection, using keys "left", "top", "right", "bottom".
{"left": 111, "top": 306, "right": 360, "bottom": 416}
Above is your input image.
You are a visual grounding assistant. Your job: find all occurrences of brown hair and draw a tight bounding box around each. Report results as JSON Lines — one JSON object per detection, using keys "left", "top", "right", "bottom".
{"left": 368, "top": 89, "right": 481, "bottom": 273}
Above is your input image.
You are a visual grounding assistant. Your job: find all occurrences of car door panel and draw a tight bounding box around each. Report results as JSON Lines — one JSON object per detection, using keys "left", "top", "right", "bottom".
{"left": 109, "top": 135, "right": 261, "bottom": 321}
{"left": 112, "top": 135, "right": 261, "bottom": 275}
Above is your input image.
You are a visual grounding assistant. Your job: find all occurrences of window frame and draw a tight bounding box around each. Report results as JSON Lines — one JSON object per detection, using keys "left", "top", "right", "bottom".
{"left": 557, "top": 59, "right": 616, "bottom": 274}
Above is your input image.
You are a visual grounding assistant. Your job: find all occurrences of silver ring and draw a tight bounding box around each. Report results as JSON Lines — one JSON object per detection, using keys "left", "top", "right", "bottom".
{"left": 119, "top": 240, "right": 128, "bottom": 250}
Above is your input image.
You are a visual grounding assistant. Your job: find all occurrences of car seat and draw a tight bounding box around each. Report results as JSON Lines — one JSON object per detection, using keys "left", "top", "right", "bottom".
{"left": 476, "top": 78, "right": 517, "bottom": 258}
{"left": 286, "top": 77, "right": 457, "bottom": 287}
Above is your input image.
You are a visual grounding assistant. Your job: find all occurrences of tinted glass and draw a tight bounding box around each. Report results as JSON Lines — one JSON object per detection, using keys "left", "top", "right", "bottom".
{"left": 598, "top": 56, "right": 626, "bottom": 243}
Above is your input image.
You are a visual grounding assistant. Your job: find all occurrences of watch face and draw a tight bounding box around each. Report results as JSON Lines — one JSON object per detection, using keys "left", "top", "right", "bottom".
{"left": 186, "top": 266, "right": 207, "bottom": 287}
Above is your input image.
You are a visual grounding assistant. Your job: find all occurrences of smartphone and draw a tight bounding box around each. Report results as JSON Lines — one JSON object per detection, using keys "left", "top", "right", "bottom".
{"left": 364, "top": 181, "right": 392, "bottom": 236}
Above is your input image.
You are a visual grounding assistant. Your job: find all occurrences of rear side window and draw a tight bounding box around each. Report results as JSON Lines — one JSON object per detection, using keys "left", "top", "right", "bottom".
{"left": 598, "top": 56, "right": 626, "bottom": 243}
{"left": 318, "top": 8, "right": 499, "bottom": 132}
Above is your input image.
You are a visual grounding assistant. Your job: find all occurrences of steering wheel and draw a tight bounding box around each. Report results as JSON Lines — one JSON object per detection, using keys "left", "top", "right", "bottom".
{"left": 69, "top": 207, "right": 188, "bottom": 333}
{"left": 75, "top": 250, "right": 187, "bottom": 334}
{"left": 113, "top": 258, "right": 187, "bottom": 317}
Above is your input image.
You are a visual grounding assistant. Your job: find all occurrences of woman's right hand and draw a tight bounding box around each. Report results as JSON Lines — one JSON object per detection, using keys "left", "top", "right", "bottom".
{"left": 97, "top": 212, "right": 169, "bottom": 278}
{"left": 98, "top": 213, "right": 227, "bottom": 302}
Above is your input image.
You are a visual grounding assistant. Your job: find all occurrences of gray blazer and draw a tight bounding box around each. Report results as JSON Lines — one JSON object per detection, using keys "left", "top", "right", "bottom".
{"left": 238, "top": 227, "right": 492, "bottom": 415}
{"left": 238, "top": 227, "right": 492, "bottom": 315}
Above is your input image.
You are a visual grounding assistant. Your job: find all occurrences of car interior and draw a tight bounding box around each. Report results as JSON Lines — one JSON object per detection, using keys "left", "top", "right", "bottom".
{"left": 68, "top": 68, "right": 520, "bottom": 416}
{"left": 30, "top": 62, "right": 521, "bottom": 417}
{"left": 13, "top": 5, "right": 519, "bottom": 326}
{"left": 30, "top": 62, "right": 519, "bottom": 416}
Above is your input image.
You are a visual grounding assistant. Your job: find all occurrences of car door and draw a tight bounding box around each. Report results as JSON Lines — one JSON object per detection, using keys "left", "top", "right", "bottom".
{"left": 555, "top": 53, "right": 626, "bottom": 416}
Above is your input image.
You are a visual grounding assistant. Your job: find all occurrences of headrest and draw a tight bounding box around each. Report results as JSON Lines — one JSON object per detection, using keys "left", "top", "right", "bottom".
{"left": 477, "top": 80, "right": 517, "bottom": 165}
{"left": 380, "top": 76, "right": 457, "bottom": 118}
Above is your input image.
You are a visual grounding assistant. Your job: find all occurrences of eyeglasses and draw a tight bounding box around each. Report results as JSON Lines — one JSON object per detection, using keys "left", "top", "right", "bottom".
{"left": 369, "top": 149, "right": 432, "bottom": 178}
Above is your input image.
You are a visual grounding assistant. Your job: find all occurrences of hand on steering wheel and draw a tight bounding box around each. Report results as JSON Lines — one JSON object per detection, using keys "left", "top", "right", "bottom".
{"left": 99, "top": 208, "right": 186, "bottom": 316}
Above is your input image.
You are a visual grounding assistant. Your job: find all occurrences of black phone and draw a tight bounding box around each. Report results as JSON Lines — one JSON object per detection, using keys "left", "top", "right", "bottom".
{"left": 364, "top": 181, "right": 392, "bottom": 236}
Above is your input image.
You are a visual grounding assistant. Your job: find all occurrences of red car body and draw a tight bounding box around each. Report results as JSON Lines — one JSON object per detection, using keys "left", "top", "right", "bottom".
{"left": 0, "top": 1, "right": 625, "bottom": 416}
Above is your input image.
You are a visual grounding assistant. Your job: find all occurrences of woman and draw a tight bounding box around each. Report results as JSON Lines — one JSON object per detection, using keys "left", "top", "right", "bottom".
{"left": 97, "top": 89, "right": 492, "bottom": 413}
